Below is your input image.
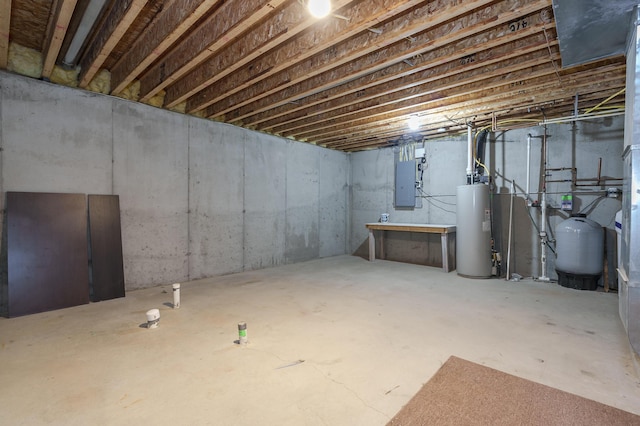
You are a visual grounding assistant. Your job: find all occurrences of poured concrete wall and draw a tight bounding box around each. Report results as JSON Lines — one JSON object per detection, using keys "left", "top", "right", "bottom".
{"left": 0, "top": 72, "right": 349, "bottom": 293}
{"left": 351, "top": 116, "right": 624, "bottom": 283}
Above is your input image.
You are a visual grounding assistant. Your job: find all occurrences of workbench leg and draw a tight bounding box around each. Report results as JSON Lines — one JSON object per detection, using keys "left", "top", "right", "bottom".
{"left": 368, "top": 229, "right": 375, "bottom": 261}
{"left": 441, "top": 233, "right": 449, "bottom": 272}
{"left": 380, "top": 231, "right": 385, "bottom": 260}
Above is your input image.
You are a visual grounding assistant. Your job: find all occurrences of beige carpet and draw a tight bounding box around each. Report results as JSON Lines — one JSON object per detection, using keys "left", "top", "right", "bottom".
{"left": 387, "top": 356, "right": 640, "bottom": 425}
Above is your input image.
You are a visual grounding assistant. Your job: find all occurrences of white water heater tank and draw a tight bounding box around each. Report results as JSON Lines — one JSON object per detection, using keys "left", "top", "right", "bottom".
{"left": 456, "top": 184, "right": 492, "bottom": 278}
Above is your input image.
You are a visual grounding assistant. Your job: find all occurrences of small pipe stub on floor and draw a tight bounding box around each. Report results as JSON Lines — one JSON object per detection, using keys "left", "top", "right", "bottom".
{"left": 146, "top": 309, "right": 160, "bottom": 329}
{"left": 238, "top": 322, "right": 248, "bottom": 345}
{"left": 172, "top": 283, "right": 181, "bottom": 309}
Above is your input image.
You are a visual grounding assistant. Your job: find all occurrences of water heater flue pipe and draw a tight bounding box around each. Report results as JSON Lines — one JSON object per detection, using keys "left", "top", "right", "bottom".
{"left": 466, "top": 123, "right": 473, "bottom": 183}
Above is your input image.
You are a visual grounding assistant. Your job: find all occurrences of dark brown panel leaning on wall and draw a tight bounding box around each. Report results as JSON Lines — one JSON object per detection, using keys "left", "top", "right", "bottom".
{"left": 7, "top": 192, "right": 89, "bottom": 317}
{"left": 88, "top": 195, "right": 125, "bottom": 302}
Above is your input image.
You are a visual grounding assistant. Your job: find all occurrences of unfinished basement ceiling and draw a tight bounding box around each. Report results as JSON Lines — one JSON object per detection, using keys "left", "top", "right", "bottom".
{"left": 1, "top": 0, "right": 628, "bottom": 151}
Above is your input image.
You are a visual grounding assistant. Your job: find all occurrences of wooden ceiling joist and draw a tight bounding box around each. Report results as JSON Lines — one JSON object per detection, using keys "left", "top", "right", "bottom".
{"left": 331, "top": 90, "right": 626, "bottom": 150}
{"left": 6, "top": 0, "right": 628, "bottom": 152}
{"left": 229, "top": 0, "right": 526, "bottom": 124}
{"left": 279, "top": 48, "right": 561, "bottom": 137}
{"left": 0, "top": 0, "right": 11, "bottom": 68}
{"left": 312, "top": 65, "right": 625, "bottom": 142}
{"left": 304, "top": 58, "right": 625, "bottom": 137}
{"left": 253, "top": 20, "right": 557, "bottom": 131}
{"left": 137, "top": 0, "right": 290, "bottom": 102}
{"left": 183, "top": 0, "right": 432, "bottom": 114}
{"left": 42, "top": 0, "right": 79, "bottom": 78}
{"left": 78, "top": 0, "right": 146, "bottom": 88}
{"left": 205, "top": 0, "right": 552, "bottom": 121}
{"left": 110, "top": 0, "right": 221, "bottom": 95}
{"left": 320, "top": 75, "right": 625, "bottom": 146}
{"left": 162, "top": 0, "right": 330, "bottom": 109}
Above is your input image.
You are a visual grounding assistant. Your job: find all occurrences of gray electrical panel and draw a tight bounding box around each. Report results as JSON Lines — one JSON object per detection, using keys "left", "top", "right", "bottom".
{"left": 395, "top": 160, "right": 416, "bottom": 208}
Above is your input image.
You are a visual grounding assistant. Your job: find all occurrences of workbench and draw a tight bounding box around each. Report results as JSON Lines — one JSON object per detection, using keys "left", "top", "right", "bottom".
{"left": 365, "top": 223, "right": 456, "bottom": 272}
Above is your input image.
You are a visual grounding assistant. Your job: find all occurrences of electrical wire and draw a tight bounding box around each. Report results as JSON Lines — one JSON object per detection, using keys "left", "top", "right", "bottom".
{"left": 578, "top": 195, "right": 607, "bottom": 215}
{"left": 417, "top": 188, "right": 457, "bottom": 205}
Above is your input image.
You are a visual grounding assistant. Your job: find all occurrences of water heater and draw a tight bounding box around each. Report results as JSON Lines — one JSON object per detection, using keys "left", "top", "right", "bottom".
{"left": 456, "top": 184, "right": 492, "bottom": 278}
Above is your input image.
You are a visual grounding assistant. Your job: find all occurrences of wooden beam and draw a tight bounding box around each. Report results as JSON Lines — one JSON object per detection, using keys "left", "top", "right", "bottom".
{"left": 293, "top": 59, "right": 624, "bottom": 140}
{"left": 204, "top": 0, "right": 552, "bottom": 120}
{"left": 281, "top": 48, "right": 560, "bottom": 137}
{"left": 78, "top": 0, "right": 146, "bottom": 88}
{"left": 0, "top": 0, "right": 11, "bottom": 68}
{"left": 110, "top": 0, "right": 220, "bottom": 95}
{"left": 42, "top": 0, "right": 79, "bottom": 78}
{"left": 321, "top": 72, "right": 625, "bottom": 146}
{"left": 56, "top": 0, "right": 91, "bottom": 65}
{"left": 256, "top": 23, "right": 557, "bottom": 132}
{"left": 311, "top": 64, "right": 625, "bottom": 144}
{"left": 335, "top": 91, "right": 625, "bottom": 151}
{"left": 137, "top": 0, "right": 290, "bottom": 102}
{"left": 177, "top": 0, "right": 424, "bottom": 112}
{"left": 162, "top": 0, "right": 320, "bottom": 108}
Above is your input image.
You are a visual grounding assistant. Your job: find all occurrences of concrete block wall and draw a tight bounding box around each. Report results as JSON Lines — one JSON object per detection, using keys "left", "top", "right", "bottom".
{"left": 350, "top": 116, "right": 625, "bottom": 281}
{"left": 0, "top": 72, "right": 349, "bottom": 293}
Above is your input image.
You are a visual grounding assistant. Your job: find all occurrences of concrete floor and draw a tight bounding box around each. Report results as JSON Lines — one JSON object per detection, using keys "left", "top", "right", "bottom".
{"left": 1, "top": 255, "right": 639, "bottom": 425}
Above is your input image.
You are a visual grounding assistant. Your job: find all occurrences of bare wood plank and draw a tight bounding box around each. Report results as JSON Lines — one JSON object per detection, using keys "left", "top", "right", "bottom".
{"left": 0, "top": 0, "right": 11, "bottom": 68}
{"left": 286, "top": 50, "right": 562, "bottom": 139}
{"left": 162, "top": 0, "right": 322, "bottom": 108}
{"left": 240, "top": 10, "right": 552, "bottom": 129}
{"left": 56, "top": 0, "right": 91, "bottom": 65}
{"left": 254, "top": 21, "right": 557, "bottom": 131}
{"left": 328, "top": 75, "right": 625, "bottom": 148}
{"left": 320, "top": 71, "right": 625, "bottom": 146}
{"left": 42, "top": 0, "right": 79, "bottom": 78}
{"left": 110, "top": 0, "right": 220, "bottom": 95}
{"left": 366, "top": 223, "right": 456, "bottom": 233}
{"left": 260, "top": 26, "right": 557, "bottom": 133}
{"left": 205, "top": 0, "right": 552, "bottom": 121}
{"left": 78, "top": 0, "right": 146, "bottom": 88}
{"left": 294, "top": 59, "right": 623, "bottom": 141}
{"left": 137, "top": 0, "right": 290, "bottom": 102}
{"left": 178, "top": 0, "right": 424, "bottom": 112}
{"left": 169, "top": 0, "right": 408, "bottom": 112}
{"left": 279, "top": 48, "right": 559, "bottom": 135}
{"left": 336, "top": 89, "right": 625, "bottom": 150}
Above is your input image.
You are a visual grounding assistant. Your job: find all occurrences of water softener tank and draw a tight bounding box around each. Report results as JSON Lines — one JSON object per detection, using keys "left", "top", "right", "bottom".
{"left": 456, "top": 184, "right": 492, "bottom": 278}
{"left": 555, "top": 214, "right": 604, "bottom": 290}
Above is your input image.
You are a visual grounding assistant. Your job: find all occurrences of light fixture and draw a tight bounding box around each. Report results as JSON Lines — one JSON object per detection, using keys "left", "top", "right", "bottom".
{"left": 308, "top": 0, "right": 331, "bottom": 18}
{"left": 408, "top": 115, "right": 420, "bottom": 131}
{"left": 437, "top": 127, "right": 447, "bottom": 133}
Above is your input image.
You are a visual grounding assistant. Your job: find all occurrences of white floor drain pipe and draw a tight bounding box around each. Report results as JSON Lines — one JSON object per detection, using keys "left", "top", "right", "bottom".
{"left": 173, "top": 283, "right": 181, "bottom": 309}
{"left": 146, "top": 309, "right": 160, "bottom": 329}
{"left": 238, "top": 322, "right": 248, "bottom": 345}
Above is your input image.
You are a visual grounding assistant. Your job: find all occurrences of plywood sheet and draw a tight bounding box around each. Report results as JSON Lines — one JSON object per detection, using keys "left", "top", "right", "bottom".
{"left": 7, "top": 192, "right": 89, "bottom": 317}
{"left": 88, "top": 195, "right": 125, "bottom": 301}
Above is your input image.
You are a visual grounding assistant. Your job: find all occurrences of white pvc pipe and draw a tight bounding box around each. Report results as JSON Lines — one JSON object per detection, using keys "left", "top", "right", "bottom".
{"left": 526, "top": 134, "right": 531, "bottom": 203}
{"left": 146, "top": 309, "right": 160, "bottom": 329}
{"left": 539, "top": 192, "right": 549, "bottom": 281}
{"left": 538, "top": 131, "right": 550, "bottom": 282}
{"left": 506, "top": 180, "right": 515, "bottom": 280}
{"left": 173, "top": 283, "right": 181, "bottom": 309}
{"left": 466, "top": 124, "right": 473, "bottom": 182}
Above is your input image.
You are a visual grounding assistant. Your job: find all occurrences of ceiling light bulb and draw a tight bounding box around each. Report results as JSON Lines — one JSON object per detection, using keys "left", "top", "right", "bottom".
{"left": 408, "top": 116, "right": 420, "bottom": 131}
{"left": 308, "top": 0, "right": 331, "bottom": 18}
